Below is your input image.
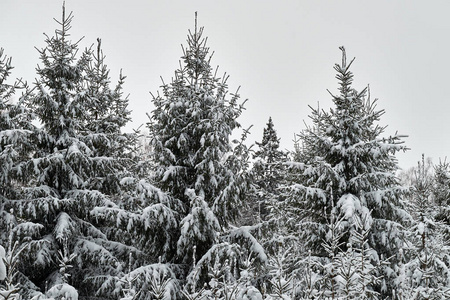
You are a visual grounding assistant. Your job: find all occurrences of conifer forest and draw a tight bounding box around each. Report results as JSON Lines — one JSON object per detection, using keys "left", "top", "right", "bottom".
{"left": 1, "top": 4, "right": 450, "bottom": 300}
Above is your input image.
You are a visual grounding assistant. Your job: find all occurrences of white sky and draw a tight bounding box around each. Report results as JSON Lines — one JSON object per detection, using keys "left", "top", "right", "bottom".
{"left": 2, "top": 0, "right": 450, "bottom": 169}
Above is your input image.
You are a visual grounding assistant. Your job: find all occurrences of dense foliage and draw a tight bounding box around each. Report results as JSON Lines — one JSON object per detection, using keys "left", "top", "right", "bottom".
{"left": 1, "top": 4, "right": 449, "bottom": 300}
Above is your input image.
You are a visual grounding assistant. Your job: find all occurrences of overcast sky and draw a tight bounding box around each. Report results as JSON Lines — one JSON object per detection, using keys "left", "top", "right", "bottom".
{"left": 2, "top": 0, "right": 450, "bottom": 169}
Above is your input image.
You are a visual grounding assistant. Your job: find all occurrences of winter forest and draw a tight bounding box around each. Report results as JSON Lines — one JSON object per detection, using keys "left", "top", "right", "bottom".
{"left": 1, "top": 4, "right": 450, "bottom": 300}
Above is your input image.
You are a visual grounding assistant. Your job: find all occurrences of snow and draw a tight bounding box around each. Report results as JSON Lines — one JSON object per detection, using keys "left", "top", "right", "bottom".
{"left": 45, "top": 283, "right": 79, "bottom": 300}
{"left": 54, "top": 212, "right": 75, "bottom": 242}
{"left": 337, "top": 193, "right": 361, "bottom": 219}
{"left": 0, "top": 245, "right": 6, "bottom": 281}
{"left": 227, "top": 226, "right": 268, "bottom": 263}
{"left": 417, "top": 222, "right": 425, "bottom": 235}
{"left": 0, "top": 290, "right": 19, "bottom": 299}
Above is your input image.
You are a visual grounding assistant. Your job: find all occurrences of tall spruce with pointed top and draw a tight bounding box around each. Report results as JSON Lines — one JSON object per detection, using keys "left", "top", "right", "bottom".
{"left": 289, "top": 47, "right": 410, "bottom": 297}
{"left": 148, "top": 13, "right": 248, "bottom": 265}
{"left": 253, "top": 117, "right": 286, "bottom": 197}
{"left": 251, "top": 117, "right": 288, "bottom": 253}
{"left": 2, "top": 5, "right": 136, "bottom": 297}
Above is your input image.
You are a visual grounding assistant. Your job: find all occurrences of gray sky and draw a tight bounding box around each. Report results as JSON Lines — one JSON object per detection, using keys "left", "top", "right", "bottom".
{"left": 2, "top": 0, "right": 450, "bottom": 169}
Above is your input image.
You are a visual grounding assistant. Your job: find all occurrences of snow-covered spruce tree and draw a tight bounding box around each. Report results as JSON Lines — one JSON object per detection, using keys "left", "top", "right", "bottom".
{"left": 86, "top": 39, "right": 183, "bottom": 296}
{"left": 147, "top": 13, "right": 264, "bottom": 292}
{"left": 0, "top": 48, "right": 34, "bottom": 206}
{"left": 0, "top": 49, "right": 38, "bottom": 298}
{"left": 432, "top": 159, "right": 450, "bottom": 236}
{"left": 319, "top": 210, "right": 385, "bottom": 299}
{"left": 250, "top": 117, "right": 287, "bottom": 223}
{"left": 248, "top": 119, "right": 301, "bottom": 298}
{"left": 398, "top": 155, "right": 450, "bottom": 299}
{"left": 149, "top": 13, "right": 244, "bottom": 262}
{"left": 2, "top": 5, "right": 135, "bottom": 297}
{"left": 288, "top": 47, "right": 410, "bottom": 297}
{"left": 253, "top": 117, "right": 286, "bottom": 197}
{"left": 82, "top": 38, "right": 135, "bottom": 194}
{"left": 0, "top": 48, "right": 26, "bottom": 200}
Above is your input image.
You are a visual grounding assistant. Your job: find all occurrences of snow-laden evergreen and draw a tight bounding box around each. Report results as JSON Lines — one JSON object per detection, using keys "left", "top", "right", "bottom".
{"left": 149, "top": 18, "right": 247, "bottom": 262}
{"left": 3, "top": 4, "right": 450, "bottom": 298}
{"left": 432, "top": 159, "right": 450, "bottom": 239}
{"left": 286, "top": 47, "right": 410, "bottom": 298}
{"left": 82, "top": 38, "right": 135, "bottom": 193}
{"left": 253, "top": 117, "right": 286, "bottom": 198}
{"left": 251, "top": 117, "right": 287, "bottom": 224}
{"left": 0, "top": 48, "right": 33, "bottom": 200}
{"left": 397, "top": 155, "right": 450, "bottom": 299}
{"left": 0, "top": 48, "right": 38, "bottom": 298}
{"left": 146, "top": 13, "right": 263, "bottom": 295}
{"left": 0, "top": 48, "right": 34, "bottom": 239}
{"left": 0, "top": 5, "right": 137, "bottom": 297}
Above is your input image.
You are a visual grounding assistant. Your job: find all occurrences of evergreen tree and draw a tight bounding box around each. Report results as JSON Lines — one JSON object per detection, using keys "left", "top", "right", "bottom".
{"left": 399, "top": 155, "right": 450, "bottom": 299}
{"left": 253, "top": 117, "right": 286, "bottom": 196}
{"left": 0, "top": 48, "right": 33, "bottom": 203}
{"left": 287, "top": 47, "right": 410, "bottom": 297}
{"left": 249, "top": 119, "right": 299, "bottom": 298}
{"left": 142, "top": 14, "right": 268, "bottom": 298}
{"left": 148, "top": 13, "right": 249, "bottom": 265}
{"left": 251, "top": 117, "right": 287, "bottom": 223}
{"left": 0, "top": 49, "right": 37, "bottom": 297}
{"left": 2, "top": 5, "right": 135, "bottom": 297}
{"left": 433, "top": 159, "right": 450, "bottom": 232}
{"left": 82, "top": 38, "right": 135, "bottom": 194}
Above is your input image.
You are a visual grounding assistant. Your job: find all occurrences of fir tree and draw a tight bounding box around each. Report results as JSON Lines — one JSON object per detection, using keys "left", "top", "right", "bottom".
{"left": 288, "top": 46, "right": 410, "bottom": 297}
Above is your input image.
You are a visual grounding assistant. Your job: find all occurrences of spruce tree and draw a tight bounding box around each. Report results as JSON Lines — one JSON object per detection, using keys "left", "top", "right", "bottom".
{"left": 143, "top": 15, "right": 268, "bottom": 298}
{"left": 82, "top": 38, "right": 135, "bottom": 194}
{"left": 0, "top": 49, "right": 33, "bottom": 202}
{"left": 433, "top": 159, "right": 450, "bottom": 232}
{"left": 2, "top": 5, "right": 135, "bottom": 297}
{"left": 251, "top": 117, "right": 287, "bottom": 223}
{"left": 399, "top": 155, "right": 450, "bottom": 299}
{"left": 288, "top": 47, "right": 410, "bottom": 297}
{"left": 148, "top": 13, "right": 248, "bottom": 265}
{"left": 0, "top": 49, "right": 38, "bottom": 297}
{"left": 253, "top": 117, "right": 286, "bottom": 197}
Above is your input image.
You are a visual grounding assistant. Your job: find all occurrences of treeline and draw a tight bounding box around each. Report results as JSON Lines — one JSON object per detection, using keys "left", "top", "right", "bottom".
{"left": 1, "top": 5, "right": 450, "bottom": 300}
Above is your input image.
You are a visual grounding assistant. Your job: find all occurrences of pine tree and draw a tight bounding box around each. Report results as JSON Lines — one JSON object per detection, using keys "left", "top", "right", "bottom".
{"left": 287, "top": 47, "right": 410, "bottom": 297}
